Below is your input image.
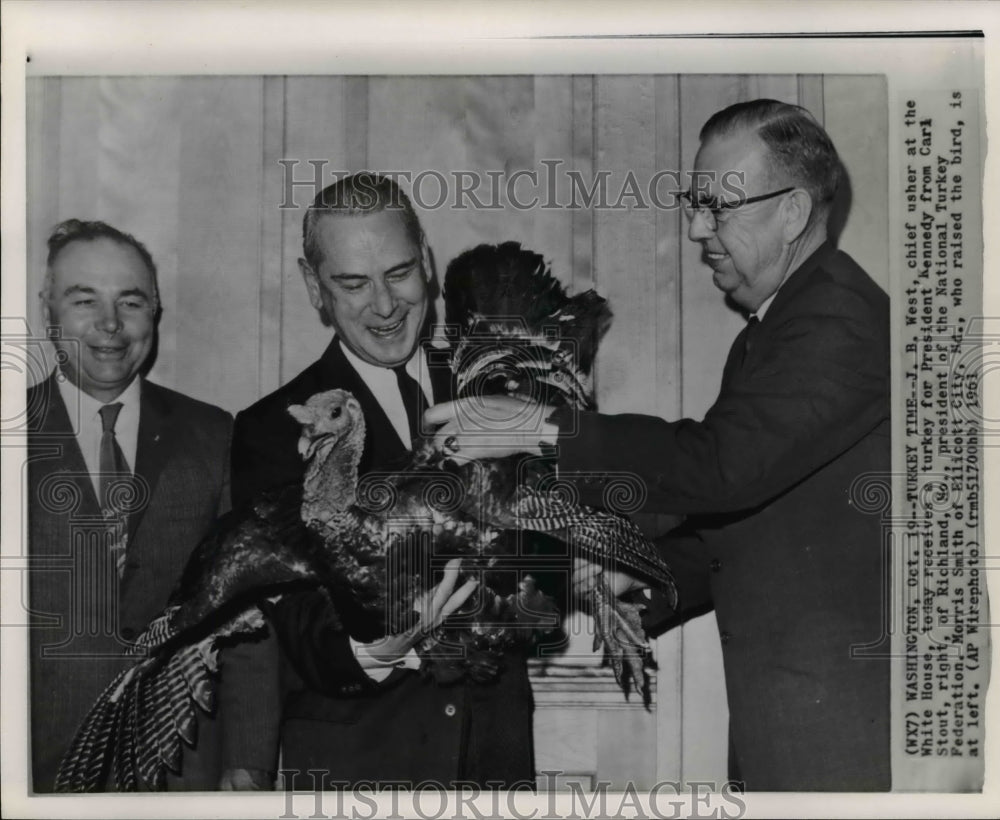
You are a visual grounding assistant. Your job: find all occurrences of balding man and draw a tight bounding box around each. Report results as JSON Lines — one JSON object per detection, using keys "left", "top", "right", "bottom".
{"left": 27, "top": 219, "right": 232, "bottom": 791}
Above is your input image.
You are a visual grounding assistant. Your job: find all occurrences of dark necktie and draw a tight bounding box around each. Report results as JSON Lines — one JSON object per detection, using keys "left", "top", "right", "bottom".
{"left": 99, "top": 403, "right": 130, "bottom": 576}
{"left": 393, "top": 364, "right": 429, "bottom": 445}
{"left": 741, "top": 315, "right": 760, "bottom": 367}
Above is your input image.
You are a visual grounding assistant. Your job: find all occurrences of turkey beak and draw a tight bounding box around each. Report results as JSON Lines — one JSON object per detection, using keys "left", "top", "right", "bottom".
{"left": 300, "top": 432, "right": 340, "bottom": 462}
{"left": 298, "top": 434, "right": 316, "bottom": 460}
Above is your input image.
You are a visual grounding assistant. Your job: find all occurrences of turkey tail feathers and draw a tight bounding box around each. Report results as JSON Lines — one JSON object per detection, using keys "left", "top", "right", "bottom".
{"left": 55, "top": 618, "right": 222, "bottom": 791}
{"left": 512, "top": 486, "right": 679, "bottom": 609}
{"left": 444, "top": 242, "right": 611, "bottom": 409}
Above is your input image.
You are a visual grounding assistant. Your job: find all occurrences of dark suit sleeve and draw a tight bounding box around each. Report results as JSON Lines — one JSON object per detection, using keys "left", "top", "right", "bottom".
{"left": 231, "top": 409, "right": 272, "bottom": 510}
{"left": 217, "top": 634, "right": 282, "bottom": 773}
{"left": 230, "top": 405, "right": 310, "bottom": 510}
{"left": 263, "top": 591, "right": 378, "bottom": 696}
{"left": 639, "top": 526, "right": 714, "bottom": 636}
{"left": 216, "top": 409, "right": 284, "bottom": 775}
{"left": 217, "top": 419, "right": 232, "bottom": 517}
{"left": 555, "top": 277, "right": 889, "bottom": 516}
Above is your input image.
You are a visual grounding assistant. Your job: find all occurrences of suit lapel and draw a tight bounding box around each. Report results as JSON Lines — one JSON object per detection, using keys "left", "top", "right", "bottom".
{"left": 318, "top": 338, "right": 456, "bottom": 472}
{"left": 425, "top": 341, "right": 456, "bottom": 404}
{"left": 129, "top": 380, "right": 173, "bottom": 541}
{"left": 319, "top": 340, "right": 410, "bottom": 472}
{"left": 757, "top": 242, "right": 833, "bottom": 332}
{"left": 30, "top": 374, "right": 101, "bottom": 517}
{"left": 721, "top": 242, "right": 836, "bottom": 385}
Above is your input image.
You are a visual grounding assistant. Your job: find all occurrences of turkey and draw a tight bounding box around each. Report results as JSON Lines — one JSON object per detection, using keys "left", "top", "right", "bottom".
{"left": 55, "top": 241, "right": 678, "bottom": 792}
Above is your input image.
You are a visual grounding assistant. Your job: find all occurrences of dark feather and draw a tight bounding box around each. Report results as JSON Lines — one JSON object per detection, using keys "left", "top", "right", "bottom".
{"left": 79, "top": 695, "right": 117, "bottom": 791}
{"left": 444, "top": 242, "right": 612, "bottom": 401}
{"left": 55, "top": 681, "right": 114, "bottom": 791}
{"left": 136, "top": 674, "right": 166, "bottom": 790}
{"left": 166, "top": 652, "right": 198, "bottom": 748}
{"left": 177, "top": 642, "right": 215, "bottom": 714}
{"left": 113, "top": 680, "right": 138, "bottom": 791}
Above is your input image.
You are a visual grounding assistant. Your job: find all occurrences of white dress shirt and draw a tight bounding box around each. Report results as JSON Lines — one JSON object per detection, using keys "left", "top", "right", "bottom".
{"left": 752, "top": 290, "right": 779, "bottom": 321}
{"left": 338, "top": 341, "right": 434, "bottom": 678}
{"left": 338, "top": 341, "right": 434, "bottom": 450}
{"left": 56, "top": 372, "right": 141, "bottom": 500}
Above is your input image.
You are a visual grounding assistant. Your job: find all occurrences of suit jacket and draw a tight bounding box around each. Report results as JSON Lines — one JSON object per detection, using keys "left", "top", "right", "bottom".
{"left": 223, "top": 339, "right": 535, "bottom": 788}
{"left": 553, "top": 243, "right": 891, "bottom": 790}
{"left": 27, "top": 375, "right": 232, "bottom": 792}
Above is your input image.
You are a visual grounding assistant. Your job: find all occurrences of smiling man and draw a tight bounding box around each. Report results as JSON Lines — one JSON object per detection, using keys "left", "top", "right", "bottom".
{"left": 222, "top": 173, "right": 534, "bottom": 790}
{"left": 27, "top": 219, "right": 232, "bottom": 791}
{"left": 427, "top": 100, "right": 891, "bottom": 791}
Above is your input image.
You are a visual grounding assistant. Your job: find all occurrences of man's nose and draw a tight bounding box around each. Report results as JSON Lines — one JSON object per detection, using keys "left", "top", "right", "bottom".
{"left": 370, "top": 281, "right": 398, "bottom": 317}
{"left": 96, "top": 303, "right": 122, "bottom": 334}
{"left": 686, "top": 209, "right": 716, "bottom": 242}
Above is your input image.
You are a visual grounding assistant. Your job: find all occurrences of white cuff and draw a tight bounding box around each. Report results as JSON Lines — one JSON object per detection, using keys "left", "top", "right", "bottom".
{"left": 349, "top": 637, "right": 421, "bottom": 682}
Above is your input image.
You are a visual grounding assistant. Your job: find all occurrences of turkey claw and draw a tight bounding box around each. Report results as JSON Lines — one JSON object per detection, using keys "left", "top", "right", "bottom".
{"left": 590, "top": 580, "right": 654, "bottom": 708}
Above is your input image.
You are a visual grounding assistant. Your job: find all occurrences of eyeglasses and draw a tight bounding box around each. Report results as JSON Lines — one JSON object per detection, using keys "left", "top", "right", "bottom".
{"left": 679, "top": 186, "right": 795, "bottom": 226}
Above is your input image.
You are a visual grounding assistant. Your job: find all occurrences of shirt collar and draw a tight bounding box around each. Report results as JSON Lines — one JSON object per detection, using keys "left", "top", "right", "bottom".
{"left": 56, "top": 371, "right": 142, "bottom": 423}
{"left": 751, "top": 291, "right": 778, "bottom": 321}
{"left": 753, "top": 240, "right": 835, "bottom": 323}
{"left": 338, "top": 340, "right": 427, "bottom": 385}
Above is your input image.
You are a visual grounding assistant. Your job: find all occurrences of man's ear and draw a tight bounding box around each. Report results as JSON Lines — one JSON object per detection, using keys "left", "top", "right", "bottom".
{"left": 420, "top": 236, "right": 433, "bottom": 283}
{"left": 299, "top": 258, "right": 323, "bottom": 310}
{"left": 782, "top": 189, "right": 813, "bottom": 243}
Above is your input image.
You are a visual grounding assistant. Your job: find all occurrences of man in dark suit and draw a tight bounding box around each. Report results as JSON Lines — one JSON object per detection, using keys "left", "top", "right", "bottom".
{"left": 27, "top": 219, "right": 232, "bottom": 792}
{"left": 221, "top": 173, "right": 534, "bottom": 790}
{"left": 427, "top": 100, "right": 891, "bottom": 791}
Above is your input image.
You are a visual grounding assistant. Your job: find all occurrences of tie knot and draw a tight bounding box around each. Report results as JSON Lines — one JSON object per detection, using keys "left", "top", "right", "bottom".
{"left": 99, "top": 402, "right": 123, "bottom": 433}
{"left": 393, "top": 364, "right": 419, "bottom": 389}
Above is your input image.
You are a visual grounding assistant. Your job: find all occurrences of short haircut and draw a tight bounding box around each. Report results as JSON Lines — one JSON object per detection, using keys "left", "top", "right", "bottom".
{"left": 44, "top": 218, "right": 160, "bottom": 308}
{"left": 700, "top": 99, "right": 843, "bottom": 213}
{"left": 301, "top": 172, "right": 425, "bottom": 271}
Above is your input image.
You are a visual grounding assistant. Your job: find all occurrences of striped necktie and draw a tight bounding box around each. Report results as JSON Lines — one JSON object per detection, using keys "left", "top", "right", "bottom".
{"left": 98, "top": 402, "right": 130, "bottom": 576}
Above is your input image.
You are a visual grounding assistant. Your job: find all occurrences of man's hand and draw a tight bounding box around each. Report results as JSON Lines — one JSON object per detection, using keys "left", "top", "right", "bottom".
{"left": 423, "top": 397, "right": 558, "bottom": 462}
{"left": 571, "top": 558, "right": 648, "bottom": 599}
{"left": 361, "top": 558, "right": 478, "bottom": 665}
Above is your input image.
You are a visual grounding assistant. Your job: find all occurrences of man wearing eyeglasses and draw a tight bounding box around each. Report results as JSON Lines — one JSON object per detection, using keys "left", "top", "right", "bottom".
{"left": 425, "top": 99, "right": 891, "bottom": 791}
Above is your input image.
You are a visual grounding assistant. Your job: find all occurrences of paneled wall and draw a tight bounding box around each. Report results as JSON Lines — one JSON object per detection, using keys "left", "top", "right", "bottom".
{"left": 24, "top": 74, "right": 888, "bottom": 785}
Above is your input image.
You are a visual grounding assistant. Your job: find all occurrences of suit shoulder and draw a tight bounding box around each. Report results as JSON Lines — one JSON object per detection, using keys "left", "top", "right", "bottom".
{"left": 25, "top": 379, "right": 56, "bottom": 434}
{"left": 144, "top": 381, "right": 233, "bottom": 430}
{"left": 818, "top": 249, "right": 888, "bottom": 310}
{"left": 235, "top": 359, "right": 337, "bottom": 426}
{"left": 786, "top": 249, "right": 888, "bottom": 330}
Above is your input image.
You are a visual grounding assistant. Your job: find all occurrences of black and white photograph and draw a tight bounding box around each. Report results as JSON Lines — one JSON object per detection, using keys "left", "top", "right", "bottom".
{"left": 1, "top": 3, "right": 995, "bottom": 818}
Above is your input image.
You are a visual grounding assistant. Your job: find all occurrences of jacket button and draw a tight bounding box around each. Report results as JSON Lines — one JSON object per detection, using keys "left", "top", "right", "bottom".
{"left": 710, "top": 558, "right": 722, "bottom": 572}
{"left": 719, "top": 631, "right": 731, "bottom": 645}
{"left": 444, "top": 703, "right": 456, "bottom": 717}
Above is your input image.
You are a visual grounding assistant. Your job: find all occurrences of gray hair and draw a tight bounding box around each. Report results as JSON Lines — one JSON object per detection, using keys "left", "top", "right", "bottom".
{"left": 301, "top": 172, "right": 425, "bottom": 271}
{"left": 700, "top": 99, "right": 843, "bottom": 218}
{"left": 43, "top": 218, "right": 160, "bottom": 309}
